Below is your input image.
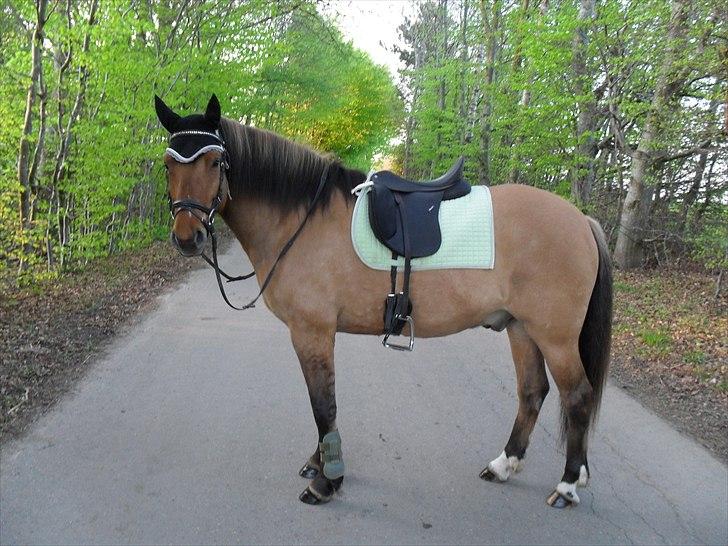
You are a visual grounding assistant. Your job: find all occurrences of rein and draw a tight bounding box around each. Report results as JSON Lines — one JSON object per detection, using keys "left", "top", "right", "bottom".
{"left": 170, "top": 141, "right": 331, "bottom": 311}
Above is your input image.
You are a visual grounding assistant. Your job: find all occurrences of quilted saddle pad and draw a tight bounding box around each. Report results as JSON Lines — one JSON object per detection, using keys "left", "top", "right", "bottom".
{"left": 351, "top": 185, "right": 495, "bottom": 271}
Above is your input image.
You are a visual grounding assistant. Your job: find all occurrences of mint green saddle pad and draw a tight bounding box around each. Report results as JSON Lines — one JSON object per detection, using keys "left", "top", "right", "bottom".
{"left": 351, "top": 185, "right": 495, "bottom": 271}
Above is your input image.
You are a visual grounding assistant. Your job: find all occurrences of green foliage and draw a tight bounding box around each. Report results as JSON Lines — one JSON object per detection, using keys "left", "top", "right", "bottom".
{"left": 683, "top": 349, "right": 706, "bottom": 366}
{"left": 0, "top": 1, "right": 401, "bottom": 283}
{"left": 397, "top": 0, "right": 726, "bottom": 271}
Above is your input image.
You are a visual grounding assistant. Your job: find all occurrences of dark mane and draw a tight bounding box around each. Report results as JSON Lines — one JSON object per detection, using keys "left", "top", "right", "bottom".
{"left": 219, "top": 117, "right": 366, "bottom": 212}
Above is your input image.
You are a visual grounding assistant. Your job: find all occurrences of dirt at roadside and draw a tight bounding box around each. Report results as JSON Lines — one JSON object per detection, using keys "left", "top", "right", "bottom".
{"left": 1, "top": 246, "right": 726, "bottom": 463}
{"left": 610, "top": 269, "right": 727, "bottom": 462}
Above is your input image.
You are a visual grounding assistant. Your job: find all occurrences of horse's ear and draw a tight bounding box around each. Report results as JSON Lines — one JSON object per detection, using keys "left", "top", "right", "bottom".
{"left": 204, "top": 94, "right": 221, "bottom": 127}
{"left": 154, "top": 95, "right": 180, "bottom": 133}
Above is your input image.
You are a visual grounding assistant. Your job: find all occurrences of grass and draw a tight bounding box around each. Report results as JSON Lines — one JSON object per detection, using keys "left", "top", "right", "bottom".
{"left": 637, "top": 328, "right": 672, "bottom": 355}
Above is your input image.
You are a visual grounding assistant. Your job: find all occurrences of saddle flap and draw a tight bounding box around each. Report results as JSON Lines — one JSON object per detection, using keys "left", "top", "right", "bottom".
{"left": 368, "top": 189, "right": 444, "bottom": 258}
{"left": 397, "top": 192, "right": 444, "bottom": 257}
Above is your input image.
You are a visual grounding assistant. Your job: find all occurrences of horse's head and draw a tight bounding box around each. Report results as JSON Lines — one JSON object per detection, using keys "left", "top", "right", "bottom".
{"left": 155, "top": 94, "right": 228, "bottom": 257}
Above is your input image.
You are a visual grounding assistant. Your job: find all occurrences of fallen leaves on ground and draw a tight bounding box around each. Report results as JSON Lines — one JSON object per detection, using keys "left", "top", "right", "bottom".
{"left": 611, "top": 268, "right": 727, "bottom": 461}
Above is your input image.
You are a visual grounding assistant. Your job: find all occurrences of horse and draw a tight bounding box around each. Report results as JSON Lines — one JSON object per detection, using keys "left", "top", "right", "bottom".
{"left": 154, "top": 94, "right": 613, "bottom": 509}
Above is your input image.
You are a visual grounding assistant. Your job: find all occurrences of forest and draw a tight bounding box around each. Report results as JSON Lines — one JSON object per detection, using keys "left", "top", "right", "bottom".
{"left": 1, "top": 0, "right": 400, "bottom": 282}
{"left": 0, "top": 0, "right": 726, "bottom": 284}
{"left": 396, "top": 0, "right": 726, "bottom": 276}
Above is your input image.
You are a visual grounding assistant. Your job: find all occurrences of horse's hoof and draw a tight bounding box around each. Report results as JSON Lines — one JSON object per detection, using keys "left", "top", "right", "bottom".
{"left": 299, "top": 486, "right": 328, "bottom": 505}
{"left": 546, "top": 490, "right": 574, "bottom": 509}
{"left": 479, "top": 467, "right": 499, "bottom": 481}
{"left": 299, "top": 463, "right": 319, "bottom": 480}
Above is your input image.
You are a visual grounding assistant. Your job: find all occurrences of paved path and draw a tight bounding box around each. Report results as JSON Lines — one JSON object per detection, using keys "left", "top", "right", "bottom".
{"left": 2, "top": 246, "right": 727, "bottom": 545}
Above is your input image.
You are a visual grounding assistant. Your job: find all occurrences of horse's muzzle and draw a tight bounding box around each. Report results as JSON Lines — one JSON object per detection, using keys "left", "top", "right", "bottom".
{"left": 171, "top": 229, "right": 206, "bottom": 257}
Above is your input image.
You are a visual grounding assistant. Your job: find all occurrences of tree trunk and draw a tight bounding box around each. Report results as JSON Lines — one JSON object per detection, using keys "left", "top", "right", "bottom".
{"left": 403, "top": 39, "right": 424, "bottom": 178}
{"left": 17, "top": 0, "right": 49, "bottom": 234}
{"left": 478, "top": 0, "right": 502, "bottom": 185}
{"left": 678, "top": 148, "right": 709, "bottom": 234}
{"left": 51, "top": 0, "right": 99, "bottom": 188}
{"left": 569, "top": 0, "right": 597, "bottom": 206}
{"left": 432, "top": 0, "right": 448, "bottom": 176}
{"left": 614, "top": 0, "right": 689, "bottom": 269}
{"left": 458, "top": 0, "right": 470, "bottom": 145}
{"left": 507, "top": 0, "right": 532, "bottom": 185}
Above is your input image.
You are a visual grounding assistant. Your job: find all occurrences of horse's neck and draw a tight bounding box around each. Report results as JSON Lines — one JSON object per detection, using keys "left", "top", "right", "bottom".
{"left": 221, "top": 192, "right": 351, "bottom": 273}
{"left": 222, "top": 196, "right": 291, "bottom": 269}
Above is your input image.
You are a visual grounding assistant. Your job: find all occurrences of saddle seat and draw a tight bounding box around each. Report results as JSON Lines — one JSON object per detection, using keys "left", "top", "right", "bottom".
{"left": 371, "top": 156, "right": 470, "bottom": 199}
{"left": 368, "top": 157, "right": 470, "bottom": 258}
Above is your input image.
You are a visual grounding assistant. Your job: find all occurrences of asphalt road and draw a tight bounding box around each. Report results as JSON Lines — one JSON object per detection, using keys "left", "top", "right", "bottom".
{"left": 2, "top": 246, "right": 727, "bottom": 545}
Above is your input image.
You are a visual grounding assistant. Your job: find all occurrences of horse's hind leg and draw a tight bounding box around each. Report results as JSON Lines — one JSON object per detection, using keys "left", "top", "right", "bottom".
{"left": 290, "top": 324, "right": 344, "bottom": 505}
{"left": 537, "top": 339, "right": 594, "bottom": 508}
{"left": 481, "top": 321, "right": 549, "bottom": 482}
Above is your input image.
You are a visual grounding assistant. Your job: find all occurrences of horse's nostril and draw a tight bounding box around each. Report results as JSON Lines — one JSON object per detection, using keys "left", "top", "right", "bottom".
{"left": 195, "top": 230, "right": 205, "bottom": 246}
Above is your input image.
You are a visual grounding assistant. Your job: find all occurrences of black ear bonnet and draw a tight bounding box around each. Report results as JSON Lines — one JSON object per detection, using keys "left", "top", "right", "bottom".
{"left": 155, "top": 94, "right": 225, "bottom": 164}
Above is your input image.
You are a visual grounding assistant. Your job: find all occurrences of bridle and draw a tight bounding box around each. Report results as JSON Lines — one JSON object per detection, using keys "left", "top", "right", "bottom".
{"left": 167, "top": 129, "right": 331, "bottom": 311}
{"left": 168, "top": 130, "right": 254, "bottom": 286}
{"left": 167, "top": 130, "right": 228, "bottom": 228}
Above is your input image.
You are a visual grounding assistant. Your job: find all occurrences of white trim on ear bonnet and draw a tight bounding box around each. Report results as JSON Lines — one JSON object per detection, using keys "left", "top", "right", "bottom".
{"left": 165, "top": 130, "right": 225, "bottom": 163}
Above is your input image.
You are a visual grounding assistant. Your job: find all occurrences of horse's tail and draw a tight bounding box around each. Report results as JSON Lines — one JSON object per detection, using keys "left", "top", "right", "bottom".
{"left": 573, "top": 217, "right": 613, "bottom": 432}
{"left": 561, "top": 216, "right": 612, "bottom": 441}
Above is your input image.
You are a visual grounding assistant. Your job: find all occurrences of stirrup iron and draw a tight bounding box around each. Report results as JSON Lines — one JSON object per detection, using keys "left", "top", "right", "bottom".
{"left": 383, "top": 314, "right": 415, "bottom": 351}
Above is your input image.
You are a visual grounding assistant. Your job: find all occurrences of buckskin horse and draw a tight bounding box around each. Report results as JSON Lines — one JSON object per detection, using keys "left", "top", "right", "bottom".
{"left": 154, "top": 94, "right": 612, "bottom": 509}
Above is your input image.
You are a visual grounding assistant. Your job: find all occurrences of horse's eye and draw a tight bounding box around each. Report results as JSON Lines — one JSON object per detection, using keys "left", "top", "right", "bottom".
{"left": 212, "top": 159, "right": 221, "bottom": 168}
{"left": 163, "top": 163, "right": 169, "bottom": 171}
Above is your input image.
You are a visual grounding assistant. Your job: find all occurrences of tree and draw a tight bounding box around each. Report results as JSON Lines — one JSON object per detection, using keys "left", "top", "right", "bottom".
{"left": 0, "top": 1, "right": 402, "bottom": 283}
{"left": 397, "top": 0, "right": 726, "bottom": 272}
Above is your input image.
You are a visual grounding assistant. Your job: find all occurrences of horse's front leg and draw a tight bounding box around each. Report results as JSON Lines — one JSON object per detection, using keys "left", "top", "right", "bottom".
{"left": 290, "top": 324, "right": 344, "bottom": 505}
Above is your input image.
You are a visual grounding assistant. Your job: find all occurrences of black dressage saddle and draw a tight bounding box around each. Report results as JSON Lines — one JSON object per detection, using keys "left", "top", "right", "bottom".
{"left": 368, "top": 157, "right": 470, "bottom": 258}
{"left": 366, "top": 157, "right": 471, "bottom": 350}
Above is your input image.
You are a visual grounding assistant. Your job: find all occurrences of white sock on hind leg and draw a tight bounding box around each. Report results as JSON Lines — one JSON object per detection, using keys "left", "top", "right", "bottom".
{"left": 487, "top": 451, "right": 523, "bottom": 481}
{"left": 577, "top": 465, "right": 589, "bottom": 487}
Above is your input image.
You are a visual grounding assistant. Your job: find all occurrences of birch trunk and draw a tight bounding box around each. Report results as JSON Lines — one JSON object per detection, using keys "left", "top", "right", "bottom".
{"left": 17, "top": 0, "right": 48, "bottom": 233}
{"left": 614, "top": 0, "right": 690, "bottom": 269}
{"left": 50, "top": 0, "right": 99, "bottom": 189}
